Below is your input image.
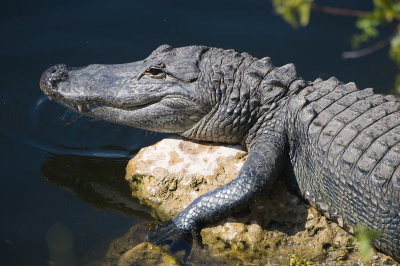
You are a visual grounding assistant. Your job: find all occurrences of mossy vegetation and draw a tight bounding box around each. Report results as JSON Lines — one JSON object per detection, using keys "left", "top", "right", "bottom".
{"left": 272, "top": 0, "right": 400, "bottom": 93}
{"left": 354, "top": 224, "right": 382, "bottom": 264}
{"left": 272, "top": 0, "right": 312, "bottom": 28}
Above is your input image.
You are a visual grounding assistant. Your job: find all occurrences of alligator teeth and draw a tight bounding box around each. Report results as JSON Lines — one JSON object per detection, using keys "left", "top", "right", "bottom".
{"left": 77, "top": 104, "right": 83, "bottom": 112}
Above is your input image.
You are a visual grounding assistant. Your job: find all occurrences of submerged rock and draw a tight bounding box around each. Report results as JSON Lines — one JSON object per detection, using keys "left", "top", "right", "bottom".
{"left": 119, "top": 137, "right": 397, "bottom": 265}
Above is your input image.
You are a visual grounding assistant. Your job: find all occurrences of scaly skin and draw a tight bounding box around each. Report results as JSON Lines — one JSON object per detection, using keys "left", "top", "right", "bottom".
{"left": 40, "top": 45, "right": 400, "bottom": 261}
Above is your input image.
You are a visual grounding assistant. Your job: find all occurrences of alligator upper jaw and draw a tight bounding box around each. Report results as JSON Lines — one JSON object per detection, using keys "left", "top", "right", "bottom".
{"left": 40, "top": 62, "right": 168, "bottom": 113}
{"left": 40, "top": 85, "right": 161, "bottom": 114}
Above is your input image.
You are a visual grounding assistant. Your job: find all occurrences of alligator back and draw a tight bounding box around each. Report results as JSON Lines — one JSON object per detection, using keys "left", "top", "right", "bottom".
{"left": 289, "top": 77, "right": 400, "bottom": 259}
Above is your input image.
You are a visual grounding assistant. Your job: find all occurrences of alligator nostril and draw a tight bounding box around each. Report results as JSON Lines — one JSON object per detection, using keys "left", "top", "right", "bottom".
{"left": 40, "top": 64, "right": 69, "bottom": 95}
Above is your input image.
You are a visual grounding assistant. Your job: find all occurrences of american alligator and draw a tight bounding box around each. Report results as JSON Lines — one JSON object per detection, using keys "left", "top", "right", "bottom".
{"left": 40, "top": 45, "right": 400, "bottom": 260}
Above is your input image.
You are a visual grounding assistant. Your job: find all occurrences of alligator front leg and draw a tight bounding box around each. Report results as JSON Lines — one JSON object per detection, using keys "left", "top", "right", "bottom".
{"left": 147, "top": 131, "right": 287, "bottom": 248}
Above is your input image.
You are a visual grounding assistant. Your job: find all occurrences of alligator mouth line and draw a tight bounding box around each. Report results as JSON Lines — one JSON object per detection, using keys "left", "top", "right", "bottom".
{"left": 59, "top": 94, "right": 196, "bottom": 113}
{"left": 67, "top": 99, "right": 161, "bottom": 113}
{"left": 56, "top": 94, "right": 196, "bottom": 113}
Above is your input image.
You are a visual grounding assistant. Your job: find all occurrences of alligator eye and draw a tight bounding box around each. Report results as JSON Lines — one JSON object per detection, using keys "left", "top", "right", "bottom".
{"left": 145, "top": 67, "right": 164, "bottom": 76}
{"left": 138, "top": 65, "right": 166, "bottom": 80}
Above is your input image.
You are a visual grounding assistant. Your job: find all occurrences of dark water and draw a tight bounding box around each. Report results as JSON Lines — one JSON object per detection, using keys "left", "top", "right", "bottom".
{"left": 0, "top": 0, "right": 397, "bottom": 265}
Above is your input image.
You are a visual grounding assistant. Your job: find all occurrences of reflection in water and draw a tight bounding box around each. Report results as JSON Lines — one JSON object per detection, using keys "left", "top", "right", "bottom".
{"left": 41, "top": 153, "right": 153, "bottom": 220}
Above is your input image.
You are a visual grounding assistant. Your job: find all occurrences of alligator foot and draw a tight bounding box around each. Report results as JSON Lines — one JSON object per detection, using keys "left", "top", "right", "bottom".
{"left": 147, "top": 220, "right": 202, "bottom": 255}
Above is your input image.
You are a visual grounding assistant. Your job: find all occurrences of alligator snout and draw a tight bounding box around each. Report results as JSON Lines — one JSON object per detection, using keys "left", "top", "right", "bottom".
{"left": 40, "top": 64, "right": 69, "bottom": 96}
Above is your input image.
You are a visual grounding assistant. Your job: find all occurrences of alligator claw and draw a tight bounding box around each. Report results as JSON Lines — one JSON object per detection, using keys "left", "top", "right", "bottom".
{"left": 146, "top": 220, "right": 197, "bottom": 254}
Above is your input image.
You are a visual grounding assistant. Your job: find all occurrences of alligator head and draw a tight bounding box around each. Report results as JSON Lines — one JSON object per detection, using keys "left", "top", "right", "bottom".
{"left": 41, "top": 44, "right": 297, "bottom": 144}
{"left": 40, "top": 45, "right": 214, "bottom": 133}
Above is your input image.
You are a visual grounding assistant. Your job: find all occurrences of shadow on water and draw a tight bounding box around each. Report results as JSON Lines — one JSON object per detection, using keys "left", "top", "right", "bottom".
{"left": 41, "top": 153, "right": 153, "bottom": 220}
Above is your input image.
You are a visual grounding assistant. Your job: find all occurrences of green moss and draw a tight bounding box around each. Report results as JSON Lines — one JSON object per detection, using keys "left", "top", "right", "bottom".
{"left": 289, "top": 254, "right": 312, "bottom": 266}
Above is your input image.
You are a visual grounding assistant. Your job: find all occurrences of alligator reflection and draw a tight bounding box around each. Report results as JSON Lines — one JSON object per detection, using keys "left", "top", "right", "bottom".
{"left": 41, "top": 153, "right": 153, "bottom": 220}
